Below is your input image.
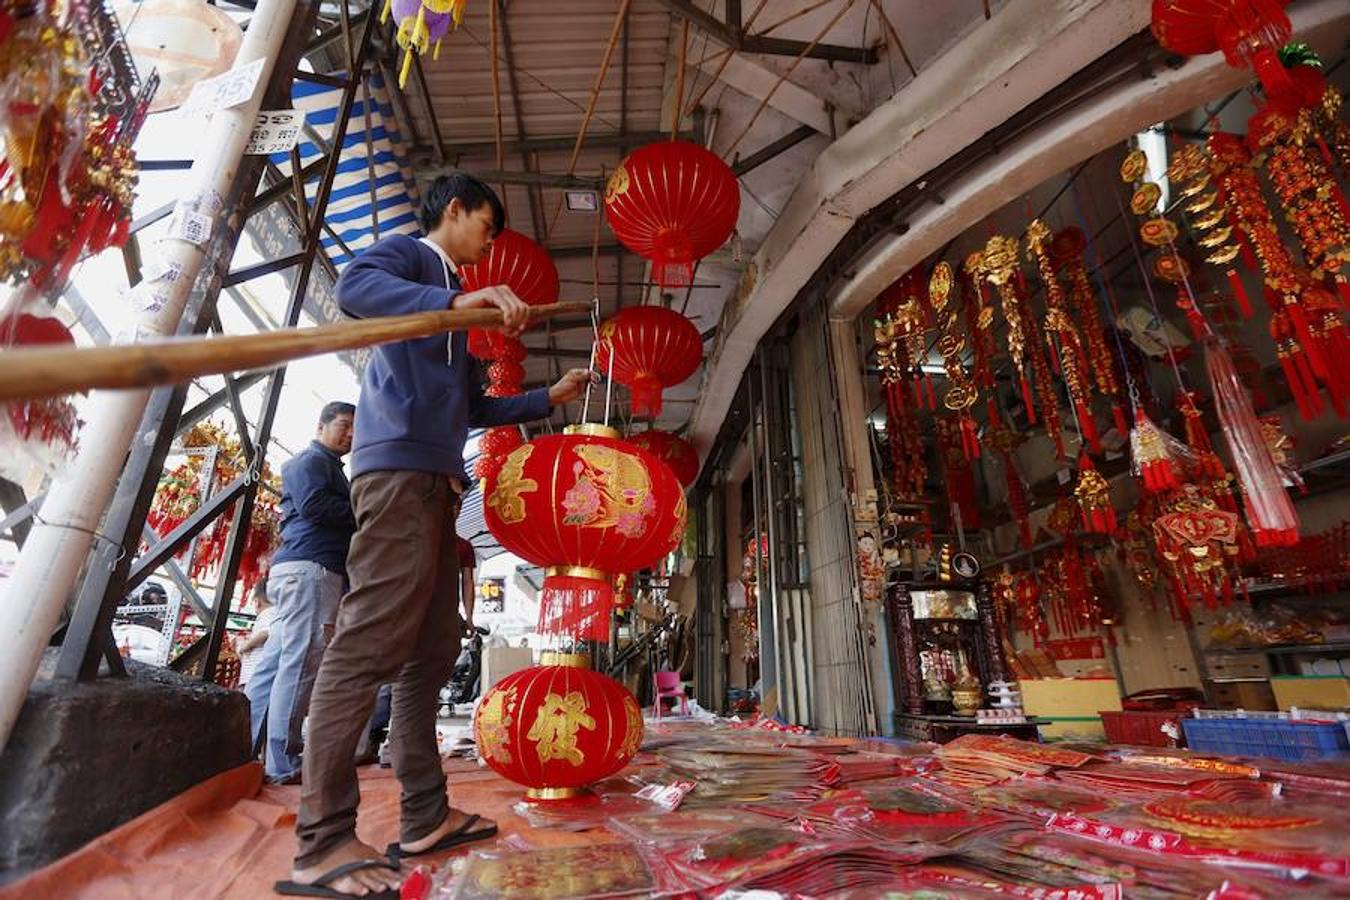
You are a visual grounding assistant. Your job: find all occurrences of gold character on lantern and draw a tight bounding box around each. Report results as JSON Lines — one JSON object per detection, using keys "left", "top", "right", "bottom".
{"left": 475, "top": 686, "right": 518, "bottom": 764}
{"left": 526, "top": 691, "right": 596, "bottom": 766}
{"left": 563, "top": 445, "right": 653, "bottom": 536}
{"left": 487, "top": 445, "right": 537, "bottom": 524}
{"left": 620, "top": 695, "right": 643, "bottom": 759}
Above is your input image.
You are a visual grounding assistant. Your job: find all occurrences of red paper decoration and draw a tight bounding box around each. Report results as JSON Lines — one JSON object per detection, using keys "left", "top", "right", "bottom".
{"left": 482, "top": 426, "right": 686, "bottom": 640}
{"left": 474, "top": 652, "right": 643, "bottom": 800}
{"left": 604, "top": 140, "right": 740, "bottom": 288}
{"left": 458, "top": 228, "right": 559, "bottom": 361}
{"left": 1152, "top": 0, "right": 1293, "bottom": 99}
{"left": 595, "top": 306, "right": 702, "bottom": 418}
{"left": 474, "top": 426, "right": 524, "bottom": 482}
{"left": 626, "top": 428, "right": 699, "bottom": 488}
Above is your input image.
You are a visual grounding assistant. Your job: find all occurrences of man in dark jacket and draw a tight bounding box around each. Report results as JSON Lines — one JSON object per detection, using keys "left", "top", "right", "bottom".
{"left": 246, "top": 401, "right": 355, "bottom": 784}
{"left": 283, "top": 174, "right": 591, "bottom": 897}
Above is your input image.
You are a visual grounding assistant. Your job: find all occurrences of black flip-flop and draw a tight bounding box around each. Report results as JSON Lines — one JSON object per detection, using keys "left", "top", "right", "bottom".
{"left": 384, "top": 814, "right": 499, "bottom": 862}
{"left": 274, "top": 858, "right": 401, "bottom": 899}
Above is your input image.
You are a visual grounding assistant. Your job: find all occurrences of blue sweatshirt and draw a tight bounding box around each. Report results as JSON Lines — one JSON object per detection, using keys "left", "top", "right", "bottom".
{"left": 335, "top": 234, "right": 551, "bottom": 480}
{"left": 272, "top": 440, "right": 356, "bottom": 575}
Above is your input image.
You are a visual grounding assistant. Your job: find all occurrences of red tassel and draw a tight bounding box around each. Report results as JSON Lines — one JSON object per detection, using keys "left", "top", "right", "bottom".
{"left": 1292, "top": 350, "right": 1325, "bottom": 418}
{"left": 911, "top": 376, "right": 923, "bottom": 408}
{"left": 1048, "top": 340, "right": 1062, "bottom": 375}
{"left": 1020, "top": 377, "right": 1036, "bottom": 425}
{"left": 1280, "top": 355, "right": 1316, "bottom": 421}
{"left": 1112, "top": 404, "right": 1128, "bottom": 436}
{"left": 1337, "top": 278, "right": 1350, "bottom": 311}
{"left": 924, "top": 374, "right": 936, "bottom": 411}
{"left": 1076, "top": 400, "right": 1101, "bottom": 455}
{"left": 1226, "top": 269, "right": 1252, "bottom": 319}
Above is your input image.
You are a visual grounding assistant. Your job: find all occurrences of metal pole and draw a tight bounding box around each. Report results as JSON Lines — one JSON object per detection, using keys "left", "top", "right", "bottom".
{"left": 0, "top": 0, "right": 301, "bottom": 749}
{"left": 745, "top": 359, "right": 779, "bottom": 718}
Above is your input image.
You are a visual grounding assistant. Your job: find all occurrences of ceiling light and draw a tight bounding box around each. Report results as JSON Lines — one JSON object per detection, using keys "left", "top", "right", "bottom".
{"left": 565, "top": 190, "right": 598, "bottom": 212}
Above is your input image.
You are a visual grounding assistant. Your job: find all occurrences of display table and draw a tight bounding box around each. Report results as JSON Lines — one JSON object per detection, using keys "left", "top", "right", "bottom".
{"left": 894, "top": 713, "right": 1045, "bottom": 744}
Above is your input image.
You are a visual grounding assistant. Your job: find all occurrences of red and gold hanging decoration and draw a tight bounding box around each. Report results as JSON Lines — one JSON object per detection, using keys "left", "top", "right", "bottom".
{"left": 1073, "top": 453, "right": 1116, "bottom": 535}
{"left": 626, "top": 428, "right": 699, "bottom": 488}
{"left": 961, "top": 250, "right": 999, "bottom": 396}
{"left": 475, "top": 425, "right": 524, "bottom": 483}
{"left": 1041, "top": 498, "right": 1114, "bottom": 637}
{"left": 145, "top": 423, "right": 282, "bottom": 598}
{"left": 595, "top": 305, "right": 702, "bottom": 418}
{"left": 981, "top": 235, "right": 1065, "bottom": 457}
{"left": 604, "top": 140, "right": 740, "bottom": 288}
{"left": 1050, "top": 227, "right": 1127, "bottom": 435}
{"left": 935, "top": 416, "right": 980, "bottom": 532}
{"left": 985, "top": 412, "right": 1033, "bottom": 550}
{"left": 482, "top": 426, "right": 686, "bottom": 642}
{"left": 0, "top": 311, "right": 81, "bottom": 478}
{"left": 929, "top": 262, "right": 980, "bottom": 456}
{"left": 875, "top": 269, "right": 934, "bottom": 415}
{"left": 1027, "top": 219, "right": 1100, "bottom": 454}
{"left": 1152, "top": 485, "right": 1243, "bottom": 613}
{"left": 1151, "top": 0, "right": 1294, "bottom": 99}
{"left": 0, "top": 6, "right": 144, "bottom": 291}
{"left": 474, "top": 651, "right": 643, "bottom": 801}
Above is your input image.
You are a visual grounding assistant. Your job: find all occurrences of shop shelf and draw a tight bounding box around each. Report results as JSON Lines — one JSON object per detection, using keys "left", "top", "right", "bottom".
{"left": 1182, "top": 716, "right": 1350, "bottom": 761}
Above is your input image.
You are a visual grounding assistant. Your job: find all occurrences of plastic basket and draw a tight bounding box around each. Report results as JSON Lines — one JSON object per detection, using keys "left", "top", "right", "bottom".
{"left": 1181, "top": 716, "right": 1350, "bottom": 761}
{"left": 1100, "top": 710, "right": 1188, "bottom": 748}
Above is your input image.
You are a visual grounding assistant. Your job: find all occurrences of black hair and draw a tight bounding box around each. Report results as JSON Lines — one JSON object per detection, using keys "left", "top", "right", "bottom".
{"left": 319, "top": 401, "right": 356, "bottom": 425}
{"left": 419, "top": 173, "right": 505, "bottom": 236}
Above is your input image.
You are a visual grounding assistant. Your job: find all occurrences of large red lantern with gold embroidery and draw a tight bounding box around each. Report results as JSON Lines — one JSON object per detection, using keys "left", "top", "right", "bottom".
{"left": 482, "top": 425, "right": 686, "bottom": 640}
{"left": 1151, "top": 0, "right": 1293, "bottom": 98}
{"left": 626, "top": 428, "right": 699, "bottom": 488}
{"left": 459, "top": 228, "right": 559, "bottom": 361}
{"left": 474, "top": 652, "right": 643, "bottom": 800}
{"left": 595, "top": 306, "right": 702, "bottom": 418}
{"left": 604, "top": 140, "right": 740, "bottom": 288}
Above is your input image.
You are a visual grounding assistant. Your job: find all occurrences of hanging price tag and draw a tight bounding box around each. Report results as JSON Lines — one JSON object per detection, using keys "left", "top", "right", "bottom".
{"left": 244, "top": 110, "right": 305, "bottom": 155}
{"left": 179, "top": 58, "right": 265, "bottom": 120}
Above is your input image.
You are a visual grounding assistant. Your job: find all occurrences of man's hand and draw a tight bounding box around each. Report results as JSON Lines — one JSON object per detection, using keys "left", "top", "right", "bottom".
{"left": 454, "top": 285, "right": 529, "bottom": 338}
{"left": 548, "top": 368, "right": 598, "bottom": 406}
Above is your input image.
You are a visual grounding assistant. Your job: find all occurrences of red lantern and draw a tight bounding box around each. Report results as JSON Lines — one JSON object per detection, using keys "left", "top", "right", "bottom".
{"left": 459, "top": 228, "right": 559, "bottom": 360}
{"left": 474, "top": 426, "right": 525, "bottom": 483}
{"left": 595, "top": 306, "right": 702, "bottom": 418}
{"left": 604, "top": 140, "right": 740, "bottom": 288}
{"left": 474, "top": 651, "right": 644, "bottom": 800}
{"left": 482, "top": 425, "right": 686, "bottom": 641}
{"left": 626, "top": 428, "right": 699, "bottom": 488}
{"left": 1151, "top": 0, "right": 1293, "bottom": 99}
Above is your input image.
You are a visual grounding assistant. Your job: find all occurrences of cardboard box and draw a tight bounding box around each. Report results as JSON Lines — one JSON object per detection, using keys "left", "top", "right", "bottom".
{"left": 1020, "top": 677, "right": 1122, "bottom": 740}
{"left": 1204, "top": 678, "right": 1277, "bottom": 711}
{"left": 480, "top": 646, "right": 534, "bottom": 693}
{"left": 1205, "top": 650, "right": 1271, "bottom": 680}
{"left": 1271, "top": 675, "right": 1350, "bottom": 711}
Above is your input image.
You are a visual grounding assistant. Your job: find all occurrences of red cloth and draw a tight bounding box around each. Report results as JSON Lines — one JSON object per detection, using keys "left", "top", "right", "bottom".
{"left": 456, "top": 537, "right": 476, "bottom": 571}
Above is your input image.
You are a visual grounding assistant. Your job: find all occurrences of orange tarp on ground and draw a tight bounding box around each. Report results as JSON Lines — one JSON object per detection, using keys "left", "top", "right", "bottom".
{"left": 1, "top": 758, "right": 610, "bottom": 900}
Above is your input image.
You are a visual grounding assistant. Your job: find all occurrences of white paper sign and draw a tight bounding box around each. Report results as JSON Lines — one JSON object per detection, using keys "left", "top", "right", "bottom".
{"left": 245, "top": 109, "right": 305, "bottom": 155}
{"left": 179, "top": 58, "right": 265, "bottom": 120}
{"left": 167, "top": 204, "right": 213, "bottom": 246}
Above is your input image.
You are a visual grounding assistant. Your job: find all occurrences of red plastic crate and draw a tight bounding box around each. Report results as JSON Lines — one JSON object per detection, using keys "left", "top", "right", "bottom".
{"left": 1100, "top": 709, "right": 1189, "bottom": 747}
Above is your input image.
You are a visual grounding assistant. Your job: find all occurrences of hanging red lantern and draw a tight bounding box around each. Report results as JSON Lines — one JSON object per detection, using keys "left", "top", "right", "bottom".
{"left": 474, "top": 426, "right": 524, "bottom": 483}
{"left": 459, "top": 228, "right": 559, "bottom": 361}
{"left": 482, "top": 425, "right": 686, "bottom": 641}
{"left": 473, "top": 651, "right": 643, "bottom": 801}
{"left": 595, "top": 306, "right": 702, "bottom": 418}
{"left": 1151, "top": 0, "right": 1293, "bottom": 99}
{"left": 604, "top": 140, "right": 740, "bottom": 288}
{"left": 626, "top": 428, "right": 699, "bottom": 488}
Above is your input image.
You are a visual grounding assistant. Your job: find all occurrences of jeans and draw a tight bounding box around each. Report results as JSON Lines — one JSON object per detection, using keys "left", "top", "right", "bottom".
{"left": 245, "top": 560, "right": 344, "bottom": 780}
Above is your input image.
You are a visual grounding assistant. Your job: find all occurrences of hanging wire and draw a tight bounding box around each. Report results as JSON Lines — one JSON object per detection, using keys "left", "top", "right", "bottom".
{"left": 580, "top": 298, "right": 602, "bottom": 424}
{"left": 1111, "top": 185, "right": 1191, "bottom": 395}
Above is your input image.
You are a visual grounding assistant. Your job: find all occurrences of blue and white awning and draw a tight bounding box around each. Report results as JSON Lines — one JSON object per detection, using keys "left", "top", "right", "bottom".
{"left": 272, "top": 71, "right": 421, "bottom": 266}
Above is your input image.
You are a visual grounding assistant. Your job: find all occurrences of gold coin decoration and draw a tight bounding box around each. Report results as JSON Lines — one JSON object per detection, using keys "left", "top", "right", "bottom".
{"left": 1140, "top": 217, "right": 1179, "bottom": 247}
{"left": 1120, "top": 149, "right": 1148, "bottom": 183}
{"left": 1131, "top": 183, "right": 1162, "bottom": 215}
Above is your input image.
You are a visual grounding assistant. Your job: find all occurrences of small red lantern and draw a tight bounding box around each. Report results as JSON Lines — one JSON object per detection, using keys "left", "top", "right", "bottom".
{"left": 1151, "top": 0, "right": 1293, "bottom": 99}
{"left": 459, "top": 228, "right": 559, "bottom": 360}
{"left": 474, "top": 426, "right": 525, "bottom": 483}
{"left": 474, "top": 651, "right": 644, "bottom": 800}
{"left": 482, "top": 425, "right": 686, "bottom": 641}
{"left": 595, "top": 306, "right": 702, "bottom": 418}
{"left": 626, "top": 429, "right": 699, "bottom": 488}
{"left": 604, "top": 140, "right": 740, "bottom": 288}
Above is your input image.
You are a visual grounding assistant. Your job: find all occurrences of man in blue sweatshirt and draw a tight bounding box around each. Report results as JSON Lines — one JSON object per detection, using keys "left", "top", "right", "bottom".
{"left": 281, "top": 174, "right": 591, "bottom": 898}
{"left": 246, "top": 401, "right": 356, "bottom": 785}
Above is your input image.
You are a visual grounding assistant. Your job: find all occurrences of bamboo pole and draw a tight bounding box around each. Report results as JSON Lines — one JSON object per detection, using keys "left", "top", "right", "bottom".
{"left": 0, "top": 301, "right": 590, "bottom": 403}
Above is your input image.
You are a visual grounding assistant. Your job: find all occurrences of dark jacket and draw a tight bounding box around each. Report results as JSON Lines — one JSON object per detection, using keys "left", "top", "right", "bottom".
{"left": 335, "top": 234, "right": 551, "bottom": 480}
{"left": 273, "top": 440, "right": 355, "bottom": 575}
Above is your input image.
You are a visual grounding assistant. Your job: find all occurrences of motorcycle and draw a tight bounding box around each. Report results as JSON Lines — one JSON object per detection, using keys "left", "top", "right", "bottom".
{"left": 445, "top": 624, "right": 491, "bottom": 708}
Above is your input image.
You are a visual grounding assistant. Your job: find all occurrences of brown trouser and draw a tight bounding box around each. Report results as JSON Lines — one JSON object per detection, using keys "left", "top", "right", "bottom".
{"left": 296, "top": 470, "right": 463, "bottom": 867}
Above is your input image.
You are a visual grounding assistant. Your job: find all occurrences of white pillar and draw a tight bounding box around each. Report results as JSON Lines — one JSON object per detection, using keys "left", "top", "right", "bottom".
{"left": 0, "top": 0, "right": 299, "bottom": 749}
